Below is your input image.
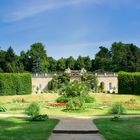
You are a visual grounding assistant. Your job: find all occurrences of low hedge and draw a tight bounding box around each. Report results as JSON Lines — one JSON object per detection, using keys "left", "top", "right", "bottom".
{"left": 118, "top": 72, "right": 140, "bottom": 95}
{"left": 0, "top": 73, "right": 32, "bottom": 95}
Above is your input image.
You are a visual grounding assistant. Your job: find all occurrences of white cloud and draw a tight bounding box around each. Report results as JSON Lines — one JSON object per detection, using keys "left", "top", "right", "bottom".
{"left": 3, "top": 0, "right": 101, "bottom": 22}
{"left": 2, "top": 0, "right": 138, "bottom": 22}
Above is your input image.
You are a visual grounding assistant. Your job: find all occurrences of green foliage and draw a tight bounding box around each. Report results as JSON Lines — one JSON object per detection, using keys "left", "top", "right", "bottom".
{"left": 60, "top": 81, "right": 89, "bottom": 98}
{"left": 25, "top": 102, "right": 40, "bottom": 117}
{"left": 1, "top": 41, "right": 140, "bottom": 73}
{"left": 66, "top": 97, "right": 85, "bottom": 110}
{"left": 81, "top": 74, "right": 98, "bottom": 92}
{"left": 109, "top": 102, "right": 126, "bottom": 115}
{"left": 66, "top": 56, "right": 75, "bottom": 70}
{"left": 95, "top": 46, "right": 113, "bottom": 71}
{"left": 0, "top": 73, "right": 32, "bottom": 95}
{"left": 57, "top": 57, "right": 66, "bottom": 71}
{"left": 12, "top": 98, "right": 26, "bottom": 103}
{"left": 112, "top": 42, "right": 140, "bottom": 72}
{"left": 76, "top": 56, "right": 85, "bottom": 70}
{"left": 48, "top": 57, "right": 57, "bottom": 72}
{"left": 84, "top": 96, "right": 96, "bottom": 103}
{"left": 0, "top": 67, "right": 4, "bottom": 73}
{"left": 111, "top": 115, "right": 120, "bottom": 121}
{"left": 28, "top": 42, "right": 48, "bottom": 73}
{"left": 118, "top": 72, "right": 140, "bottom": 94}
{"left": 0, "top": 106, "right": 7, "bottom": 112}
{"left": 32, "top": 114, "right": 48, "bottom": 121}
{"left": 47, "top": 73, "right": 70, "bottom": 91}
{"left": 56, "top": 96, "right": 69, "bottom": 103}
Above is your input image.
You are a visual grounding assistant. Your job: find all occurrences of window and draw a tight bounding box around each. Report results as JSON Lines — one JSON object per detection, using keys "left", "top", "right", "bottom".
{"left": 109, "top": 82, "right": 112, "bottom": 90}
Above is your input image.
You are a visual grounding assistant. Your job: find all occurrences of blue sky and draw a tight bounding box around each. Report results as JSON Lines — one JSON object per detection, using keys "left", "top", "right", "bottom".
{"left": 0, "top": 0, "right": 140, "bottom": 59}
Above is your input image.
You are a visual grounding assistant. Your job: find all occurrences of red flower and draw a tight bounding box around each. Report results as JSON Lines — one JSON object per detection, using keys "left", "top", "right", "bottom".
{"left": 50, "top": 102, "right": 67, "bottom": 107}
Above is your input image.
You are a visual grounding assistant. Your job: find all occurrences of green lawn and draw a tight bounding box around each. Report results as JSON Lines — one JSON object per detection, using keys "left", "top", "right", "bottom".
{"left": 94, "top": 117, "right": 140, "bottom": 140}
{"left": 0, "top": 118, "right": 59, "bottom": 140}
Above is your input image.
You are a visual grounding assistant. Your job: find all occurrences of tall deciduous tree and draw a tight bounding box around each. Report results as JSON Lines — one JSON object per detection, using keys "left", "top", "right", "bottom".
{"left": 83, "top": 56, "right": 92, "bottom": 71}
{"left": 111, "top": 42, "right": 140, "bottom": 72}
{"left": 48, "top": 57, "right": 57, "bottom": 72}
{"left": 28, "top": 43, "right": 48, "bottom": 73}
{"left": 57, "top": 57, "right": 66, "bottom": 71}
{"left": 95, "top": 46, "right": 112, "bottom": 71}
{"left": 76, "top": 56, "right": 85, "bottom": 70}
{"left": 66, "top": 56, "right": 75, "bottom": 70}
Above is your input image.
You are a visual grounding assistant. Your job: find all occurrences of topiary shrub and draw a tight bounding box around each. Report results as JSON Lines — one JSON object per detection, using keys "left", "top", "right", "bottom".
{"left": 0, "top": 73, "right": 32, "bottom": 96}
{"left": 25, "top": 102, "right": 40, "bottom": 117}
{"left": 109, "top": 102, "right": 126, "bottom": 115}
{"left": 118, "top": 72, "right": 140, "bottom": 95}
{"left": 32, "top": 114, "right": 48, "bottom": 121}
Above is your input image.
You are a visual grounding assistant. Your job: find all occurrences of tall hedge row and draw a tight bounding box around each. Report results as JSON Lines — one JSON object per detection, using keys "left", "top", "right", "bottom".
{"left": 118, "top": 72, "right": 140, "bottom": 95}
{"left": 0, "top": 73, "right": 32, "bottom": 96}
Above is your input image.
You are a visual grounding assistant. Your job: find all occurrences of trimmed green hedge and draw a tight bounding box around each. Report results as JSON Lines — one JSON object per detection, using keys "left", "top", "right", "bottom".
{"left": 118, "top": 72, "right": 140, "bottom": 95}
{"left": 0, "top": 73, "right": 32, "bottom": 95}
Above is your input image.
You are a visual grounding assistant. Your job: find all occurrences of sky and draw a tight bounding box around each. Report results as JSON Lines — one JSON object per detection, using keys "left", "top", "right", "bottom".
{"left": 0, "top": 0, "right": 140, "bottom": 59}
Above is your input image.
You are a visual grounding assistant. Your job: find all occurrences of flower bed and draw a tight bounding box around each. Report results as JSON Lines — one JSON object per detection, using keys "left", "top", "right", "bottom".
{"left": 49, "top": 102, "right": 67, "bottom": 107}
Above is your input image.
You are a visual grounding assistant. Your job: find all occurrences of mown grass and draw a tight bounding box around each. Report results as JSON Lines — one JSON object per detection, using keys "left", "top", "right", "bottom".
{"left": 0, "top": 93, "right": 140, "bottom": 116}
{"left": 0, "top": 117, "right": 59, "bottom": 140}
{"left": 94, "top": 117, "right": 140, "bottom": 140}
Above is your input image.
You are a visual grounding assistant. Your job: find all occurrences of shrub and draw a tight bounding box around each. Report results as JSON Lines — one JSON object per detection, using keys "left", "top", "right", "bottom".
{"left": 109, "top": 102, "right": 126, "bottom": 115}
{"left": 0, "top": 106, "right": 7, "bottom": 112}
{"left": 111, "top": 115, "right": 120, "bottom": 121}
{"left": 84, "top": 96, "right": 96, "bottom": 103}
{"left": 56, "top": 96, "right": 69, "bottom": 103}
{"left": 32, "top": 114, "right": 48, "bottom": 121}
{"left": 60, "top": 81, "right": 89, "bottom": 98}
{"left": 0, "top": 73, "right": 32, "bottom": 96}
{"left": 66, "top": 97, "right": 85, "bottom": 110}
{"left": 118, "top": 72, "right": 140, "bottom": 94}
{"left": 12, "top": 98, "right": 26, "bottom": 103}
{"left": 81, "top": 74, "right": 98, "bottom": 92}
{"left": 25, "top": 102, "right": 40, "bottom": 117}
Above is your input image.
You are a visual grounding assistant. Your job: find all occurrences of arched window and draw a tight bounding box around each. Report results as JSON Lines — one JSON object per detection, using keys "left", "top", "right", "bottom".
{"left": 109, "top": 82, "right": 112, "bottom": 90}
{"left": 100, "top": 82, "right": 105, "bottom": 92}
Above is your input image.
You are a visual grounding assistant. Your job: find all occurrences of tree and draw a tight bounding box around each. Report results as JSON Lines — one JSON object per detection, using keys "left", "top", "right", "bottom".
{"left": 5, "top": 47, "right": 16, "bottom": 63}
{"left": 96, "top": 46, "right": 111, "bottom": 58}
{"left": 66, "top": 56, "right": 75, "bottom": 70}
{"left": 95, "top": 46, "right": 112, "bottom": 71}
{"left": 4, "top": 47, "right": 22, "bottom": 73}
{"left": 0, "top": 49, "right": 6, "bottom": 72}
{"left": 76, "top": 56, "right": 85, "bottom": 70}
{"left": 57, "top": 57, "right": 66, "bottom": 71}
{"left": 20, "top": 51, "right": 32, "bottom": 72}
{"left": 48, "top": 57, "right": 57, "bottom": 72}
{"left": 91, "top": 59, "right": 95, "bottom": 71}
{"left": 83, "top": 56, "right": 92, "bottom": 71}
{"left": 111, "top": 42, "right": 140, "bottom": 72}
{"left": 28, "top": 43, "right": 48, "bottom": 73}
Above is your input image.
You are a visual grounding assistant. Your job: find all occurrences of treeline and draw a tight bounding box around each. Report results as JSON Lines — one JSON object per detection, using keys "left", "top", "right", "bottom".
{"left": 0, "top": 42, "right": 140, "bottom": 73}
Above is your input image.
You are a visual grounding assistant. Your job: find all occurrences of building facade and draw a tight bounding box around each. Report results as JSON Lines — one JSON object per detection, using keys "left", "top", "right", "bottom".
{"left": 32, "top": 69, "right": 118, "bottom": 93}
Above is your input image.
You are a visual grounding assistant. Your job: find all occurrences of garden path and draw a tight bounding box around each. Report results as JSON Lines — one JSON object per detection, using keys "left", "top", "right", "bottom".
{"left": 49, "top": 117, "right": 104, "bottom": 140}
